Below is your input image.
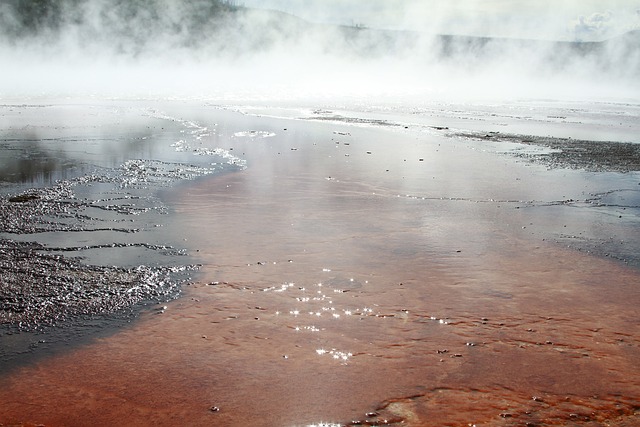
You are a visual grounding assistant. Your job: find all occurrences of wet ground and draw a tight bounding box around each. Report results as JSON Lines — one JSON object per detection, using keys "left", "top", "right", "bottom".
{"left": 0, "top": 102, "right": 242, "bottom": 367}
{"left": 454, "top": 130, "right": 640, "bottom": 172}
{"left": 0, "top": 100, "right": 639, "bottom": 426}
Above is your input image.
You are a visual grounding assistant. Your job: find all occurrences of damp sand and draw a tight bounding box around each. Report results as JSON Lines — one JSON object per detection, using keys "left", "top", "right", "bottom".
{"left": 1, "top": 101, "right": 640, "bottom": 426}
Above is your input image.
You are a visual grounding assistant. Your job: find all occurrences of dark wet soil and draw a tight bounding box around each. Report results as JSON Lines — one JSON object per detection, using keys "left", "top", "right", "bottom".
{"left": 455, "top": 130, "right": 640, "bottom": 172}
{"left": 0, "top": 238, "right": 190, "bottom": 328}
{"left": 0, "top": 173, "right": 196, "bottom": 337}
{"left": 0, "top": 103, "right": 243, "bottom": 370}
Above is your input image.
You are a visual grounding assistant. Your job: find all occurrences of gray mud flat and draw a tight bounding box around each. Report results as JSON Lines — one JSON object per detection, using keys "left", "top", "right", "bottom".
{"left": 456, "top": 130, "right": 640, "bottom": 172}
{"left": 0, "top": 102, "right": 243, "bottom": 370}
{"left": 0, "top": 235, "right": 195, "bottom": 373}
{"left": 0, "top": 238, "right": 188, "bottom": 328}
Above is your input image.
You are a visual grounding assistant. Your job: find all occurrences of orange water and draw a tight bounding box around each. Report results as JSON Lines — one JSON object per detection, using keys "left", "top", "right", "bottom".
{"left": 1, "top": 114, "right": 639, "bottom": 426}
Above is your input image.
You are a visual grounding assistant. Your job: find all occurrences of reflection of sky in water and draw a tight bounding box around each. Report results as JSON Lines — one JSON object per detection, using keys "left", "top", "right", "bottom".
{"left": 0, "top": 104, "right": 245, "bottom": 186}
{"left": 595, "top": 187, "right": 640, "bottom": 208}
{"left": 0, "top": 103, "right": 246, "bottom": 271}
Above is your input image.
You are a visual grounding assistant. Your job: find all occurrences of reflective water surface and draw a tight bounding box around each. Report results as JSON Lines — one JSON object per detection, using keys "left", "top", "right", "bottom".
{"left": 0, "top": 101, "right": 639, "bottom": 426}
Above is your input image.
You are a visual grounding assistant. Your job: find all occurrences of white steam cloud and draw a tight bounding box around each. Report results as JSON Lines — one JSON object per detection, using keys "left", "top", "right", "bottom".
{"left": 242, "top": 0, "right": 640, "bottom": 40}
{"left": 0, "top": 0, "right": 639, "bottom": 103}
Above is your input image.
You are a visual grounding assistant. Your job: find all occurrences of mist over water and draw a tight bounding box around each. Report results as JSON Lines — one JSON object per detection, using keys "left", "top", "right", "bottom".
{"left": 1, "top": 0, "right": 639, "bottom": 102}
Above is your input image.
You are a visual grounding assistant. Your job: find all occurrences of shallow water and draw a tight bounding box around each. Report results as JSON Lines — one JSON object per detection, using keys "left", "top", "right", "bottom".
{"left": 0, "top": 101, "right": 639, "bottom": 426}
{"left": 0, "top": 102, "right": 242, "bottom": 366}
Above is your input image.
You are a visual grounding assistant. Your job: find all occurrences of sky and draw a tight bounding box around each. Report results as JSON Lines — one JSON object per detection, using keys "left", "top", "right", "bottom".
{"left": 239, "top": 0, "right": 640, "bottom": 40}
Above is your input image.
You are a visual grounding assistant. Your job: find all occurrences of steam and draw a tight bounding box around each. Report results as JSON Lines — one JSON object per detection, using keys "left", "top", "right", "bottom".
{"left": 242, "top": 0, "right": 640, "bottom": 40}
{"left": 1, "top": 0, "right": 638, "bottom": 103}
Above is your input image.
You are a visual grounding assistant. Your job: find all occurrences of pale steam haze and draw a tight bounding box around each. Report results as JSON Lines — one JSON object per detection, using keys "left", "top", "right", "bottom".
{"left": 1, "top": 0, "right": 639, "bottom": 102}
{"left": 242, "top": 0, "right": 640, "bottom": 40}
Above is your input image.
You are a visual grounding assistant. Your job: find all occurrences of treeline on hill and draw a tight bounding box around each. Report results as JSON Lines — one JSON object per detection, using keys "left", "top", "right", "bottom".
{"left": 0, "top": 0, "right": 240, "bottom": 34}
{"left": 0, "top": 0, "right": 244, "bottom": 53}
